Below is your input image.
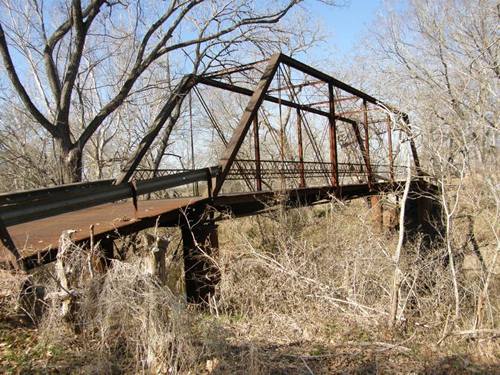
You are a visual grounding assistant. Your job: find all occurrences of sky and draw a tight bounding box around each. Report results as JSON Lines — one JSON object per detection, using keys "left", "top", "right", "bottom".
{"left": 0, "top": 0, "right": 389, "bottom": 100}
{"left": 305, "top": 0, "right": 384, "bottom": 59}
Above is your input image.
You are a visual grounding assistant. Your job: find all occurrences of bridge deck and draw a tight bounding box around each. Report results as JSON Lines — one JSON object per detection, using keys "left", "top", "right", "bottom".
{"left": 1, "top": 197, "right": 205, "bottom": 267}
{"left": 1, "top": 182, "right": 400, "bottom": 270}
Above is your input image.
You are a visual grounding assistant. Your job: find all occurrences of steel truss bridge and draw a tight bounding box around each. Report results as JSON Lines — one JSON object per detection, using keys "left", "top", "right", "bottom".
{"left": 0, "top": 53, "right": 434, "bottom": 302}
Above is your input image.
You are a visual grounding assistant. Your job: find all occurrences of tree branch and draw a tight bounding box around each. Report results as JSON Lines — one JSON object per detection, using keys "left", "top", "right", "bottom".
{"left": 77, "top": 0, "right": 298, "bottom": 148}
{"left": 77, "top": 0, "right": 203, "bottom": 147}
{"left": 43, "top": 0, "right": 106, "bottom": 103}
{"left": 57, "top": 0, "right": 86, "bottom": 134}
{"left": 0, "top": 22, "right": 56, "bottom": 137}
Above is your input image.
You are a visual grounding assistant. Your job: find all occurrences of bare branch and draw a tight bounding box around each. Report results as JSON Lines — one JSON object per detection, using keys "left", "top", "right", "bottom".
{"left": 0, "top": 22, "right": 56, "bottom": 136}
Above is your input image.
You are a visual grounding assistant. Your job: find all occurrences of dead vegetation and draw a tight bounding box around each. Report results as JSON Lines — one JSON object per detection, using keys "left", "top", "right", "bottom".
{"left": 1, "top": 197, "right": 498, "bottom": 374}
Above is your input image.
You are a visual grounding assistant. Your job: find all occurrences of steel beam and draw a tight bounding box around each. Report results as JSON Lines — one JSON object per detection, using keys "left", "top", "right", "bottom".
{"left": 335, "top": 107, "right": 383, "bottom": 117}
{"left": 197, "top": 75, "right": 329, "bottom": 117}
{"left": 253, "top": 114, "right": 262, "bottom": 191}
{"left": 279, "top": 54, "right": 378, "bottom": 104}
{"left": 296, "top": 109, "right": 306, "bottom": 188}
{"left": 0, "top": 167, "right": 219, "bottom": 227}
{"left": 212, "top": 53, "right": 281, "bottom": 196}
{"left": 197, "top": 76, "right": 363, "bottom": 127}
{"left": 116, "top": 75, "right": 196, "bottom": 184}
{"left": 0, "top": 179, "right": 113, "bottom": 207}
{"left": 328, "top": 83, "right": 339, "bottom": 188}
{"left": 279, "top": 54, "right": 405, "bottom": 116}
{"left": 309, "top": 96, "right": 359, "bottom": 106}
{"left": 267, "top": 80, "right": 324, "bottom": 93}
{"left": 362, "top": 100, "right": 374, "bottom": 189}
{"left": 203, "top": 58, "right": 267, "bottom": 78}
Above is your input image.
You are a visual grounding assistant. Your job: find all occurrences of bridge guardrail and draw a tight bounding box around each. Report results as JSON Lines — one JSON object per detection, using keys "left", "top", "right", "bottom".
{"left": 0, "top": 179, "right": 114, "bottom": 207}
{"left": 0, "top": 166, "right": 220, "bottom": 227}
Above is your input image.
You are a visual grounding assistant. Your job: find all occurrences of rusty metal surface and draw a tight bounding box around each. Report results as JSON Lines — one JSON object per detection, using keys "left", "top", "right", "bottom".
{"left": 0, "top": 197, "right": 203, "bottom": 265}
{"left": 253, "top": 114, "right": 262, "bottom": 191}
{"left": 0, "top": 181, "right": 409, "bottom": 270}
{"left": 0, "top": 53, "right": 425, "bottom": 272}
{"left": 213, "top": 53, "right": 281, "bottom": 196}
{"left": 0, "top": 167, "right": 218, "bottom": 227}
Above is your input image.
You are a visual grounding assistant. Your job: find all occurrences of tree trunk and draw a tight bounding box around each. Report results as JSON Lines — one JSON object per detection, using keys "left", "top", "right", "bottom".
{"left": 57, "top": 138, "right": 83, "bottom": 184}
{"left": 152, "top": 100, "right": 183, "bottom": 176}
{"left": 389, "top": 159, "right": 411, "bottom": 328}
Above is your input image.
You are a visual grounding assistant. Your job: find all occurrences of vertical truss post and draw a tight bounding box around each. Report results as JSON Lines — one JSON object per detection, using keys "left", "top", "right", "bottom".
{"left": 0, "top": 220, "right": 23, "bottom": 270}
{"left": 278, "top": 68, "right": 286, "bottom": 191}
{"left": 296, "top": 109, "right": 306, "bottom": 188}
{"left": 328, "top": 83, "right": 339, "bottom": 188}
{"left": 253, "top": 114, "right": 262, "bottom": 191}
{"left": 386, "top": 114, "right": 394, "bottom": 183}
{"left": 402, "top": 114, "right": 422, "bottom": 177}
{"left": 189, "top": 90, "right": 199, "bottom": 196}
{"left": 213, "top": 53, "right": 281, "bottom": 196}
{"left": 362, "top": 99, "right": 373, "bottom": 189}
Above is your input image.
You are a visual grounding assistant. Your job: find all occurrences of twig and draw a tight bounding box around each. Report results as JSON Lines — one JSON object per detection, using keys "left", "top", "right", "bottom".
{"left": 300, "top": 357, "right": 315, "bottom": 375}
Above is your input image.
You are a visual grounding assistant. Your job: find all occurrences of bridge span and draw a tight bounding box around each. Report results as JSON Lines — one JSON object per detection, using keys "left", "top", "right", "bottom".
{"left": 0, "top": 53, "right": 436, "bottom": 303}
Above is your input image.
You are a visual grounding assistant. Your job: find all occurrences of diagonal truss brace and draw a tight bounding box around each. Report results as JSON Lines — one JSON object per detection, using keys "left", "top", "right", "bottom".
{"left": 212, "top": 53, "right": 281, "bottom": 196}
{"left": 116, "top": 75, "right": 196, "bottom": 185}
{"left": 116, "top": 52, "right": 422, "bottom": 196}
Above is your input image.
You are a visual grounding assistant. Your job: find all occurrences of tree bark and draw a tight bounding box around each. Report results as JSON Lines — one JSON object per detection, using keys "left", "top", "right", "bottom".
{"left": 152, "top": 100, "right": 183, "bottom": 176}
{"left": 389, "top": 159, "right": 411, "bottom": 328}
{"left": 56, "top": 138, "right": 83, "bottom": 184}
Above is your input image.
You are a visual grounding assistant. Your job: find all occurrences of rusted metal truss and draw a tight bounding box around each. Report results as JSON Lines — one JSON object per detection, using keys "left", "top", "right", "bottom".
{"left": 115, "top": 52, "right": 421, "bottom": 196}
{"left": 0, "top": 53, "right": 423, "bottom": 270}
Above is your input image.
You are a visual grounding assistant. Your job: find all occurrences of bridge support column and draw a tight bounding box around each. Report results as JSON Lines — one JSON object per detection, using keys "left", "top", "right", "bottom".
{"left": 370, "top": 195, "right": 383, "bottom": 232}
{"left": 181, "top": 220, "right": 220, "bottom": 304}
{"left": 98, "top": 236, "right": 115, "bottom": 270}
{"left": 404, "top": 185, "right": 443, "bottom": 246}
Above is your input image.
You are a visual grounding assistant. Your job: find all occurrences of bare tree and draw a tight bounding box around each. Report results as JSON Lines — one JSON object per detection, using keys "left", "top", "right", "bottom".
{"left": 358, "top": 0, "right": 498, "bottom": 329}
{"left": 0, "top": 0, "right": 312, "bottom": 184}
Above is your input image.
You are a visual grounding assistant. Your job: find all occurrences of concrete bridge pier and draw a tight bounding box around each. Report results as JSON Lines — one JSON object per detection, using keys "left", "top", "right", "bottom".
{"left": 369, "top": 183, "right": 443, "bottom": 242}
{"left": 181, "top": 220, "right": 220, "bottom": 305}
{"left": 370, "top": 195, "right": 384, "bottom": 232}
{"left": 404, "top": 185, "right": 443, "bottom": 246}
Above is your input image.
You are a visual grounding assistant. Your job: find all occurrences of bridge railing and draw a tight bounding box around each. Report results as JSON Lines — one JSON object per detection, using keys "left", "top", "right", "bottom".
{"left": 225, "top": 159, "right": 405, "bottom": 187}
{"left": 139, "top": 160, "right": 407, "bottom": 192}
{"left": 0, "top": 167, "right": 220, "bottom": 227}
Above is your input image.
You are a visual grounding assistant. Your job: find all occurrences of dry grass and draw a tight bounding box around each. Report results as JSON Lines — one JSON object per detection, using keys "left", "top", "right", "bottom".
{"left": 0, "top": 197, "right": 498, "bottom": 374}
